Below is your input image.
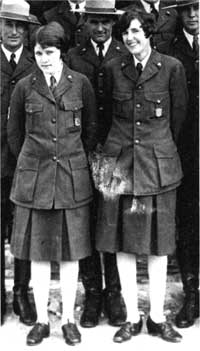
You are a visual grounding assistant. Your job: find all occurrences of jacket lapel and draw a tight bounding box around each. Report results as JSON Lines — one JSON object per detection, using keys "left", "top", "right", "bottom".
{"left": 32, "top": 64, "right": 73, "bottom": 103}
{"left": 175, "top": 31, "right": 194, "bottom": 59}
{"left": 121, "top": 53, "right": 138, "bottom": 83}
{"left": 12, "top": 48, "right": 35, "bottom": 79}
{"left": 137, "top": 50, "right": 162, "bottom": 85}
{"left": 1, "top": 49, "right": 13, "bottom": 75}
{"left": 103, "top": 38, "right": 126, "bottom": 64}
{"left": 54, "top": 65, "right": 74, "bottom": 99}
{"left": 79, "top": 40, "right": 100, "bottom": 67}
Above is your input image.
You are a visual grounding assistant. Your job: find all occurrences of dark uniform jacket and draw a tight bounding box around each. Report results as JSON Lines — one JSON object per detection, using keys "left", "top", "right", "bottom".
{"left": 123, "top": 0, "right": 179, "bottom": 54}
{"left": 7, "top": 64, "right": 97, "bottom": 209}
{"left": 170, "top": 31, "right": 199, "bottom": 179}
{"left": 66, "top": 38, "right": 127, "bottom": 144}
{"left": 1, "top": 47, "right": 35, "bottom": 178}
{"left": 99, "top": 50, "right": 188, "bottom": 197}
{"left": 43, "top": 1, "right": 89, "bottom": 49}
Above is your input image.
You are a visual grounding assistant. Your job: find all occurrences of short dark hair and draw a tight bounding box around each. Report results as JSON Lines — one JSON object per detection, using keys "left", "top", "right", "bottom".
{"left": 118, "top": 8, "right": 156, "bottom": 39}
{"left": 31, "top": 21, "right": 66, "bottom": 52}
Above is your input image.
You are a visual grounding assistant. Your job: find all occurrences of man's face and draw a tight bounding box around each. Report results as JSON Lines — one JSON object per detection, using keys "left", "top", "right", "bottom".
{"left": 180, "top": 4, "right": 199, "bottom": 35}
{"left": 0, "top": 19, "right": 26, "bottom": 51}
{"left": 34, "top": 44, "right": 62, "bottom": 75}
{"left": 86, "top": 15, "right": 114, "bottom": 43}
{"left": 122, "top": 18, "right": 150, "bottom": 59}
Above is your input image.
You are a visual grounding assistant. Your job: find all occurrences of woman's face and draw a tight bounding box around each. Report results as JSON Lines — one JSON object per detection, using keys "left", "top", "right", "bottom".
{"left": 122, "top": 18, "right": 150, "bottom": 59}
{"left": 34, "top": 43, "right": 61, "bottom": 75}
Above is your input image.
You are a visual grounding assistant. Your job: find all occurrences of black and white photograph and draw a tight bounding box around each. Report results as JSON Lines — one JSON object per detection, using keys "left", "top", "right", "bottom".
{"left": 0, "top": 0, "right": 199, "bottom": 350}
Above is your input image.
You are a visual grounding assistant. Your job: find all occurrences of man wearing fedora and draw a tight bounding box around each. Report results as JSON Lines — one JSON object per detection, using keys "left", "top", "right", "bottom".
{"left": 0, "top": 0, "right": 39, "bottom": 325}
{"left": 168, "top": 0, "right": 199, "bottom": 329}
{"left": 40, "top": 0, "right": 89, "bottom": 51}
{"left": 121, "top": 0, "right": 179, "bottom": 54}
{"left": 66, "top": 0, "right": 127, "bottom": 328}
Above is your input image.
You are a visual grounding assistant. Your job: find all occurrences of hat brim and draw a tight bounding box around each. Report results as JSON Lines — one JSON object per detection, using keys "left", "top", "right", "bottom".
{"left": 72, "top": 8, "right": 124, "bottom": 15}
{"left": 0, "top": 12, "right": 40, "bottom": 24}
{"left": 163, "top": 1, "right": 199, "bottom": 9}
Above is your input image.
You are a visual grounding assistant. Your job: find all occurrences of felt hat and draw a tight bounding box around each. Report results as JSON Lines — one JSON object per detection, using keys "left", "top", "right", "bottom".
{"left": 0, "top": 0, "right": 40, "bottom": 24}
{"left": 73, "top": 0, "right": 124, "bottom": 15}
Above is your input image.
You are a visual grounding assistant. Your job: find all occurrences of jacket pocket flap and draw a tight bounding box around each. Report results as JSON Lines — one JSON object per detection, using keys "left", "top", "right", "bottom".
{"left": 25, "top": 103, "right": 43, "bottom": 113}
{"left": 154, "top": 142, "right": 177, "bottom": 158}
{"left": 17, "top": 155, "right": 39, "bottom": 170}
{"left": 69, "top": 154, "right": 88, "bottom": 170}
{"left": 144, "top": 92, "right": 168, "bottom": 103}
{"left": 112, "top": 91, "right": 132, "bottom": 101}
{"left": 63, "top": 100, "right": 83, "bottom": 111}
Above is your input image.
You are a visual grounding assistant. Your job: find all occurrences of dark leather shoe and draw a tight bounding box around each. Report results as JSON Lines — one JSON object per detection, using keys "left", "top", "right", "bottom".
{"left": 113, "top": 318, "right": 143, "bottom": 343}
{"left": 13, "top": 289, "right": 37, "bottom": 326}
{"left": 146, "top": 316, "right": 182, "bottom": 343}
{"left": 104, "top": 291, "right": 127, "bottom": 326}
{"left": 62, "top": 322, "right": 81, "bottom": 345}
{"left": 26, "top": 323, "right": 50, "bottom": 346}
{"left": 80, "top": 290, "right": 102, "bottom": 328}
{"left": 130, "top": 317, "right": 143, "bottom": 335}
{"left": 113, "top": 322, "right": 132, "bottom": 343}
{"left": 175, "top": 291, "right": 199, "bottom": 328}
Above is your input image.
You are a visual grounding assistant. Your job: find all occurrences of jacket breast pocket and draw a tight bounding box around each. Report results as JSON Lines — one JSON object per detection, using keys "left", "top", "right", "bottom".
{"left": 62, "top": 100, "right": 83, "bottom": 133}
{"left": 12, "top": 154, "right": 39, "bottom": 203}
{"left": 25, "top": 103, "right": 43, "bottom": 133}
{"left": 112, "top": 91, "right": 133, "bottom": 119}
{"left": 154, "top": 143, "right": 183, "bottom": 187}
{"left": 69, "top": 154, "right": 93, "bottom": 202}
{"left": 144, "top": 92, "right": 169, "bottom": 120}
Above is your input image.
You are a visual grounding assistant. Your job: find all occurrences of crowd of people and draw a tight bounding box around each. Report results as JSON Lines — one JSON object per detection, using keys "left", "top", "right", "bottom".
{"left": 0, "top": 0, "right": 199, "bottom": 347}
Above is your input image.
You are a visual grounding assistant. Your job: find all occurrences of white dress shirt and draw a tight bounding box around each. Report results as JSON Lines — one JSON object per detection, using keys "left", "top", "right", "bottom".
{"left": 68, "top": 0, "right": 86, "bottom": 11}
{"left": 183, "top": 28, "right": 199, "bottom": 49}
{"left": 140, "top": 0, "right": 160, "bottom": 13}
{"left": 91, "top": 37, "right": 112, "bottom": 57}
{"left": 1, "top": 44, "right": 23, "bottom": 64}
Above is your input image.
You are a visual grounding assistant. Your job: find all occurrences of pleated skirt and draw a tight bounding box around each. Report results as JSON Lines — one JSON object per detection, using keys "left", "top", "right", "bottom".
{"left": 10, "top": 205, "right": 91, "bottom": 261}
{"left": 96, "top": 190, "right": 177, "bottom": 256}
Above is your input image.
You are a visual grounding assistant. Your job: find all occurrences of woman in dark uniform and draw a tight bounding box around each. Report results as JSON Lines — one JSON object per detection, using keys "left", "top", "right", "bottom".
{"left": 93, "top": 8, "right": 188, "bottom": 343}
{"left": 7, "top": 21, "right": 97, "bottom": 346}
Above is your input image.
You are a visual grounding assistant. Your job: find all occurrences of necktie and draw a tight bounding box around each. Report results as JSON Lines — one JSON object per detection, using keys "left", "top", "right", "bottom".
{"left": 97, "top": 43, "right": 104, "bottom": 63}
{"left": 10, "top": 53, "right": 17, "bottom": 71}
{"left": 75, "top": 3, "right": 80, "bottom": 22}
{"left": 150, "top": 3, "right": 159, "bottom": 21}
{"left": 136, "top": 62, "right": 143, "bottom": 78}
{"left": 50, "top": 75, "right": 57, "bottom": 94}
{"left": 193, "top": 34, "right": 199, "bottom": 58}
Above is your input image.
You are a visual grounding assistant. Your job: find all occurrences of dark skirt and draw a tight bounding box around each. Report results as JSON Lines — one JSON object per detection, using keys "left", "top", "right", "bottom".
{"left": 96, "top": 190, "right": 176, "bottom": 256}
{"left": 11, "top": 205, "right": 91, "bottom": 261}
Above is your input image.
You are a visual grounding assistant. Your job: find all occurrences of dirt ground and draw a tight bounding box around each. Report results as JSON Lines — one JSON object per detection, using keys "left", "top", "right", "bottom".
{"left": 1, "top": 243, "right": 199, "bottom": 351}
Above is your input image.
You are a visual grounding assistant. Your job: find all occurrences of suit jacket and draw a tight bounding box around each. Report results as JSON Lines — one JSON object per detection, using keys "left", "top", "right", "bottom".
{"left": 98, "top": 50, "right": 188, "bottom": 197}
{"left": 7, "top": 64, "right": 97, "bottom": 209}
{"left": 66, "top": 38, "right": 127, "bottom": 143}
{"left": 170, "top": 31, "right": 199, "bottom": 180}
{"left": 122, "top": 0, "right": 179, "bottom": 54}
{"left": 43, "top": 1, "right": 89, "bottom": 50}
{"left": 1, "top": 47, "right": 36, "bottom": 178}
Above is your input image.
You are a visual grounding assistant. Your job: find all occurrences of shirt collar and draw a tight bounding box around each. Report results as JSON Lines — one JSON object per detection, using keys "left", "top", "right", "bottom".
{"left": 68, "top": 0, "right": 86, "bottom": 11}
{"left": 183, "top": 28, "right": 198, "bottom": 49}
{"left": 133, "top": 48, "right": 152, "bottom": 70}
{"left": 91, "top": 37, "right": 112, "bottom": 56}
{"left": 1, "top": 44, "right": 23, "bottom": 64}
{"left": 43, "top": 61, "right": 64, "bottom": 87}
{"left": 140, "top": 0, "right": 160, "bottom": 13}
